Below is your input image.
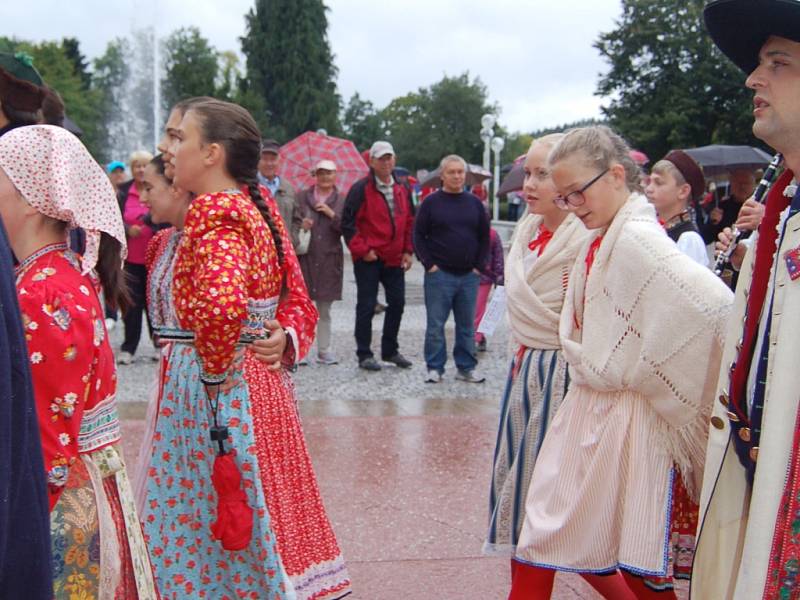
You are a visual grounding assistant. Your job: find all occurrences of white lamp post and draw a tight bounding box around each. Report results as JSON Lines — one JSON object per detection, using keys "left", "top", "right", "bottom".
{"left": 491, "top": 136, "right": 505, "bottom": 221}
{"left": 480, "top": 113, "right": 495, "bottom": 174}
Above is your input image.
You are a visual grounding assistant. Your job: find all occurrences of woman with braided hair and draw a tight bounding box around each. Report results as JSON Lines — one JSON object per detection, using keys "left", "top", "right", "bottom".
{"left": 140, "top": 98, "right": 350, "bottom": 600}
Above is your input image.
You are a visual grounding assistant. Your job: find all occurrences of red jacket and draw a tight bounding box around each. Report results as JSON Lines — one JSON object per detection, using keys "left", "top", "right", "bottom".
{"left": 342, "top": 174, "right": 414, "bottom": 266}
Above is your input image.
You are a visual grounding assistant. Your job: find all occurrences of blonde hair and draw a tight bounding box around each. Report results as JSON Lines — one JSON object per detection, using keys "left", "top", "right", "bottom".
{"left": 530, "top": 132, "right": 565, "bottom": 152}
{"left": 548, "top": 125, "right": 642, "bottom": 193}
{"left": 129, "top": 150, "right": 154, "bottom": 166}
{"left": 651, "top": 159, "right": 687, "bottom": 186}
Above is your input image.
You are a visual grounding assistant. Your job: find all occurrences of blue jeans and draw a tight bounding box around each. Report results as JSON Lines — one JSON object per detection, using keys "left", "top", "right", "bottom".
{"left": 423, "top": 269, "right": 480, "bottom": 373}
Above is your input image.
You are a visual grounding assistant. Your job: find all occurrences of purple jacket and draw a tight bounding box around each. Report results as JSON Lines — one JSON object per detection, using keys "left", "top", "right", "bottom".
{"left": 480, "top": 228, "right": 504, "bottom": 286}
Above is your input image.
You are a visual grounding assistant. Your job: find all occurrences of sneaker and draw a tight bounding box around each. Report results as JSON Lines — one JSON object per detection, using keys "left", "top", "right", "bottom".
{"left": 317, "top": 351, "right": 338, "bottom": 365}
{"left": 382, "top": 353, "right": 412, "bottom": 369}
{"left": 117, "top": 351, "right": 133, "bottom": 365}
{"left": 105, "top": 317, "right": 116, "bottom": 332}
{"left": 476, "top": 338, "right": 487, "bottom": 352}
{"left": 358, "top": 357, "right": 382, "bottom": 371}
{"left": 455, "top": 369, "right": 485, "bottom": 383}
{"left": 424, "top": 369, "right": 442, "bottom": 383}
{"left": 298, "top": 356, "right": 309, "bottom": 366}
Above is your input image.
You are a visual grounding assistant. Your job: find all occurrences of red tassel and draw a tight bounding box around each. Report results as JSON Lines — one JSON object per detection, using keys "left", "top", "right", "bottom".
{"left": 209, "top": 450, "right": 253, "bottom": 551}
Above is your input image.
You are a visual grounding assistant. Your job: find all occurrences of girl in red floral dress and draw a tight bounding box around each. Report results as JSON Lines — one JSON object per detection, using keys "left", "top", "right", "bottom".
{"left": 140, "top": 98, "right": 350, "bottom": 600}
{"left": 0, "top": 124, "right": 158, "bottom": 599}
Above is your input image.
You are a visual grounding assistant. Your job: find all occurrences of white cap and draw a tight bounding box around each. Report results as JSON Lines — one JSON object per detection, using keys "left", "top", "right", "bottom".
{"left": 369, "top": 140, "right": 395, "bottom": 159}
{"left": 313, "top": 159, "right": 337, "bottom": 173}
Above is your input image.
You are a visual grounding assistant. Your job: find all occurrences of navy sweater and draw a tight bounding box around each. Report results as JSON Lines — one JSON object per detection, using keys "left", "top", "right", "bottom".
{"left": 413, "top": 189, "right": 490, "bottom": 274}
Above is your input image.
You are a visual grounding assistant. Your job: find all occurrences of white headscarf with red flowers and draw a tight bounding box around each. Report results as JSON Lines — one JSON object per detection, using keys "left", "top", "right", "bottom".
{"left": 0, "top": 125, "right": 127, "bottom": 274}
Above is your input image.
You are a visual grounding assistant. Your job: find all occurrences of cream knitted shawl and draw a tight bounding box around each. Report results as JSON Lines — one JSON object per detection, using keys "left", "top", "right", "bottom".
{"left": 560, "top": 194, "right": 733, "bottom": 499}
{"left": 506, "top": 212, "right": 588, "bottom": 349}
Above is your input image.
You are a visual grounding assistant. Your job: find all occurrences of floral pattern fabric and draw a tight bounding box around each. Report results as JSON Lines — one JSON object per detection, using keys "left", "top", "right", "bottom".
{"left": 146, "top": 188, "right": 346, "bottom": 599}
{"left": 15, "top": 243, "right": 157, "bottom": 599}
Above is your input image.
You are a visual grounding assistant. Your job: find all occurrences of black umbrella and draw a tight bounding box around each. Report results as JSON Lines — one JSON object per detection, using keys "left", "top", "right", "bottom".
{"left": 419, "top": 163, "right": 491, "bottom": 188}
{"left": 683, "top": 145, "right": 772, "bottom": 176}
{"left": 498, "top": 163, "right": 525, "bottom": 196}
{"left": 62, "top": 115, "right": 83, "bottom": 137}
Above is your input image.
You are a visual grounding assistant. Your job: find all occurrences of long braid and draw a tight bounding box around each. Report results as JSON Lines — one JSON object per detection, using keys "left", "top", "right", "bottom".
{"left": 186, "top": 99, "right": 286, "bottom": 268}
{"left": 245, "top": 179, "right": 285, "bottom": 267}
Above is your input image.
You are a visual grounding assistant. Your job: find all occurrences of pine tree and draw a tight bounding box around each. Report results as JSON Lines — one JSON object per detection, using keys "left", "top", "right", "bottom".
{"left": 595, "top": 0, "right": 759, "bottom": 161}
{"left": 241, "top": 0, "right": 341, "bottom": 140}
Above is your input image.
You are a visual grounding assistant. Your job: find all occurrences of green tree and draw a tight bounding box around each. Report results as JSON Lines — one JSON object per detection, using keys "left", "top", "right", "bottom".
{"left": 161, "top": 27, "right": 219, "bottom": 110}
{"left": 241, "top": 0, "right": 341, "bottom": 140}
{"left": 381, "top": 73, "right": 498, "bottom": 172}
{"left": 61, "top": 37, "right": 91, "bottom": 90}
{"left": 530, "top": 117, "right": 607, "bottom": 139}
{"left": 216, "top": 50, "right": 241, "bottom": 102}
{"left": 342, "top": 93, "right": 384, "bottom": 152}
{"left": 595, "top": 0, "right": 759, "bottom": 161}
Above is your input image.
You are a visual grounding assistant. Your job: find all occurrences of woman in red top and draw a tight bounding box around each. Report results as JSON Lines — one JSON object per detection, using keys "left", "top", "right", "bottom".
{"left": 0, "top": 125, "right": 157, "bottom": 598}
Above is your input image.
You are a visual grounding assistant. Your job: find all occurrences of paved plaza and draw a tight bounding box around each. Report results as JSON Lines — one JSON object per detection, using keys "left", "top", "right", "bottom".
{"left": 114, "top": 258, "right": 684, "bottom": 599}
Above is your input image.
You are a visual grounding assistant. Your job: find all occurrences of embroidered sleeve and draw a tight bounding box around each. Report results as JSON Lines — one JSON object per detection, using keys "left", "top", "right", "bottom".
{"left": 18, "top": 282, "right": 94, "bottom": 511}
{"left": 190, "top": 224, "right": 251, "bottom": 383}
{"left": 174, "top": 195, "right": 252, "bottom": 384}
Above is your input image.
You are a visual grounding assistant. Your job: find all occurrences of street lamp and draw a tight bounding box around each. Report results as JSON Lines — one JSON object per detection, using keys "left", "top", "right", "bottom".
{"left": 480, "top": 113, "right": 495, "bottom": 173}
{"left": 491, "top": 136, "right": 505, "bottom": 221}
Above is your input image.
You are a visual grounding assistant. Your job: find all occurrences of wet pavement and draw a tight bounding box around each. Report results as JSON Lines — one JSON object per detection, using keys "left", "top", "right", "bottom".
{"left": 114, "top": 259, "right": 683, "bottom": 599}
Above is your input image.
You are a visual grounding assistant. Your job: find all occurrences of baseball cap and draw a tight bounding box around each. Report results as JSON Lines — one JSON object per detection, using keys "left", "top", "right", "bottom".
{"left": 106, "top": 160, "right": 125, "bottom": 173}
{"left": 314, "top": 159, "right": 337, "bottom": 172}
{"left": 261, "top": 139, "right": 280, "bottom": 154}
{"left": 369, "top": 141, "right": 395, "bottom": 159}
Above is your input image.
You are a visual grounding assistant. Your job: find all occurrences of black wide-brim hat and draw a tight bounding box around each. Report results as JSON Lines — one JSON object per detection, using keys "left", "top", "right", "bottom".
{"left": 704, "top": 0, "right": 800, "bottom": 73}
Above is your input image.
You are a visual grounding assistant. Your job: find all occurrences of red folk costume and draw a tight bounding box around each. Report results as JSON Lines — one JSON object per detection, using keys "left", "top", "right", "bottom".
{"left": 170, "top": 187, "right": 351, "bottom": 599}
{"left": 0, "top": 125, "right": 157, "bottom": 599}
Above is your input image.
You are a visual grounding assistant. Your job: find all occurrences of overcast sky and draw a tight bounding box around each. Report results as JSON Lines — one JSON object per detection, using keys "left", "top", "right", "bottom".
{"left": 3, "top": 0, "right": 623, "bottom": 133}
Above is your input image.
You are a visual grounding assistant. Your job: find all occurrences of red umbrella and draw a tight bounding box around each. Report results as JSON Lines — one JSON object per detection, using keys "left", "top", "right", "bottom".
{"left": 279, "top": 131, "right": 369, "bottom": 195}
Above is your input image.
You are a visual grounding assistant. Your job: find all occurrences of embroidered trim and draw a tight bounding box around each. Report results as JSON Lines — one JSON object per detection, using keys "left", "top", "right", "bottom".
{"left": 78, "top": 394, "right": 121, "bottom": 453}
{"left": 14, "top": 242, "right": 69, "bottom": 281}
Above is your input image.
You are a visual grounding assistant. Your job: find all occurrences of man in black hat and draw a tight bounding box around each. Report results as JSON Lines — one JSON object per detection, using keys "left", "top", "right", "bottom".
{"left": 693, "top": 2, "right": 800, "bottom": 598}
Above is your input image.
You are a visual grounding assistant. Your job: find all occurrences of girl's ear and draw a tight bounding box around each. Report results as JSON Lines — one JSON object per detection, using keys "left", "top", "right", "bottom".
{"left": 609, "top": 162, "right": 627, "bottom": 188}
{"left": 204, "top": 142, "right": 224, "bottom": 168}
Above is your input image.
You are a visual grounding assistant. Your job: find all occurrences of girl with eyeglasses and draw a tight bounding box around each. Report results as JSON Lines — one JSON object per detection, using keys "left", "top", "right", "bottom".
{"left": 509, "top": 126, "right": 733, "bottom": 599}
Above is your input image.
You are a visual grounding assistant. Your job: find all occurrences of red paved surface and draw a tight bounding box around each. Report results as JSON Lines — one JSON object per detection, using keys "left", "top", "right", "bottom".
{"left": 119, "top": 415, "right": 604, "bottom": 599}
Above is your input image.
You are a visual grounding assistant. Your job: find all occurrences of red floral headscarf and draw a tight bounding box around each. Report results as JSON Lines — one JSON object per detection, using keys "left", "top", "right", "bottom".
{"left": 0, "top": 125, "right": 126, "bottom": 273}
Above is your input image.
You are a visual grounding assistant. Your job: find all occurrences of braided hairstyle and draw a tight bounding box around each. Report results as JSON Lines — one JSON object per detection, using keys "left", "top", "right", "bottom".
{"left": 186, "top": 99, "right": 285, "bottom": 266}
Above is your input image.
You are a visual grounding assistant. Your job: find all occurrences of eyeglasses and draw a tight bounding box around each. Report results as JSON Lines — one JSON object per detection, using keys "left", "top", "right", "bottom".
{"left": 554, "top": 168, "right": 609, "bottom": 210}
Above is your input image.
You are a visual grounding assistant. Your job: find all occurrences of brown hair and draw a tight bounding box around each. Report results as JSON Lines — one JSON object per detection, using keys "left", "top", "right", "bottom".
{"left": 97, "top": 233, "right": 131, "bottom": 314}
{"left": 548, "top": 125, "right": 642, "bottom": 193}
{"left": 172, "top": 95, "right": 214, "bottom": 119}
{"left": 187, "top": 99, "right": 284, "bottom": 266}
{"left": 41, "top": 86, "right": 65, "bottom": 127}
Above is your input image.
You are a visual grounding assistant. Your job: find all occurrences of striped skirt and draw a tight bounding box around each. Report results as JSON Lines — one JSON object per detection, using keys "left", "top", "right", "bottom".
{"left": 484, "top": 347, "right": 569, "bottom": 556}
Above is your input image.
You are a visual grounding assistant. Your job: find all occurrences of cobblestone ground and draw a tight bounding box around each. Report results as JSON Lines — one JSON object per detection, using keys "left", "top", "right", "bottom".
{"left": 114, "top": 258, "right": 686, "bottom": 599}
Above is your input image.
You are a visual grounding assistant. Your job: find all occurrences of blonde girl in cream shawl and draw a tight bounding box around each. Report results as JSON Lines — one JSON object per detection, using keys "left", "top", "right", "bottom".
{"left": 509, "top": 126, "right": 732, "bottom": 599}
{"left": 485, "top": 134, "right": 585, "bottom": 560}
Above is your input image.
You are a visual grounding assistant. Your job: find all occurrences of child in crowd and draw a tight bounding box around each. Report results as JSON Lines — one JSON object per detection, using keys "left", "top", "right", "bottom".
{"left": 645, "top": 150, "right": 709, "bottom": 265}
{"left": 474, "top": 212, "right": 504, "bottom": 352}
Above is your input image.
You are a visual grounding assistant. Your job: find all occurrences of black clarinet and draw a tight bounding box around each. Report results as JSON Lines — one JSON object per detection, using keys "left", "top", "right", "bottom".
{"left": 713, "top": 152, "right": 784, "bottom": 276}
